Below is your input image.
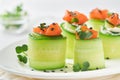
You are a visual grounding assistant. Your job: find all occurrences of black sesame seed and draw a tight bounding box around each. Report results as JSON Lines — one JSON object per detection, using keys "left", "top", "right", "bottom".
{"left": 112, "top": 13, "right": 115, "bottom": 15}
{"left": 43, "top": 70, "right": 46, "bottom": 72}
{"left": 51, "top": 28, "right": 54, "bottom": 31}
{"left": 51, "top": 70, "right": 55, "bottom": 72}
{"left": 98, "top": 9, "right": 102, "bottom": 14}
{"left": 52, "top": 23, "right": 56, "bottom": 25}
{"left": 44, "top": 70, "right": 49, "bottom": 73}
{"left": 65, "top": 66, "right": 68, "bottom": 68}
{"left": 106, "top": 57, "right": 110, "bottom": 60}
{"left": 96, "top": 67, "right": 99, "bottom": 70}
{"left": 60, "top": 69, "right": 63, "bottom": 71}
{"left": 89, "top": 27, "right": 93, "bottom": 29}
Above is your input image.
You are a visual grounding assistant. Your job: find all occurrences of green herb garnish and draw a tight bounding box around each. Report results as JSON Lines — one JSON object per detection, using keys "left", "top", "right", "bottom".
{"left": 73, "top": 61, "right": 90, "bottom": 72}
{"left": 71, "top": 18, "right": 79, "bottom": 23}
{"left": 73, "top": 63, "right": 81, "bottom": 72}
{"left": 81, "top": 61, "right": 90, "bottom": 71}
{"left": 15, "top": 44, "right": 28, "bottom": 64}
{"left": 39, "top": 23, "right": 48, "bottom": 29}
{"left": 78, "top": 31, "right": 92, "bottom": 40}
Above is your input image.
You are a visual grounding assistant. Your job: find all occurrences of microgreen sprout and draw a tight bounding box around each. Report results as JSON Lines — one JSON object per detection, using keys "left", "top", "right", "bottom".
{"left": 73, "top": 61, "right": 90, "bottom": 72}
{"left": 73, "top": 63, "right": 81, "bottom": 72}
{"left": 15, "top": 44, "right": 28, "bottom": 64}
{"left": 71, "top": 18, "right": 79, "bottom": 23}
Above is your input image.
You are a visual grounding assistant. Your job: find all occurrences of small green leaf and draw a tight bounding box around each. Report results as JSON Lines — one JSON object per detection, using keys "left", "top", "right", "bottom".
{"left": 16, "top": 46, "right": 22, "bottom": 54}
{"left": 22, "top": 44, "right": 28, "bottom": 51}
{"left": 83, "top": 61, "right": 90, "bottom": 68}
{"left": 71, "top": 18, "right": 79, "bottom": 23}
{"left": 22, "top": 56, "right": 27, "bottom": 64}
{"left": 81, "top": 61, "right": 90, "bottom": 71}
{"left": 15, "top": 44, "right": 28, "bottom": 64}
{"left": 78, "top": 31, "right": 92, "bottom": 40}
{"left": 73, "top": 63, "right": 81, "bottom": 72}
{"left": 78, "top": 31, "right": 85, "bottom": 39}
{"left": 17, "top": 55, "right": 23, "bottom": 62}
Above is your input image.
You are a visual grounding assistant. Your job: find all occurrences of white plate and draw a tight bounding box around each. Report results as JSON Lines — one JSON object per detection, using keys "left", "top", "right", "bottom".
{"left": 0, "top": 39, "right": 120, "bottom": 79}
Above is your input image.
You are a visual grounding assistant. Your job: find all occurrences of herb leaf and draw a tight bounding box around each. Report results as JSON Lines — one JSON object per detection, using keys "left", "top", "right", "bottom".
{"left": 83, "top": 61, "right": 90, "bottom": 67}
{"left": 15, "top": 44, "right": 28, "bottom": 64}
{"left": 78, "top": 31, "right": 92, "bottom": 40}
{"left": 22, "top": 56, "right": 27, "bottom": 64}
{"left": 81, "top": 61, "right": 90, "bottom": 71}
{"left": 73, "top": 63, "right": 81, "bottom": 72}
{"left": 16, "top": 46, "right": 22, "bottom": 54}
{"left": 17, "top": 55, "right": 23, "bottom": 62}
{"left": 71, "top": 18, "right": 79, "bottom": 23}
{"left": 22, "top": 44, "right": 28, "bottom": 51}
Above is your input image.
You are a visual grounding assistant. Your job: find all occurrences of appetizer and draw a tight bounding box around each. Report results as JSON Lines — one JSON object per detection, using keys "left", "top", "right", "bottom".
{"left": 28, "top": 23, "right": 66, "bottom": 70}
{"left": 100, "top": 13, "right": 120, "bottom": 59}
{"left": 61, "top": 10, "right": 88, "bottom": 59}
{"left": 74, "top": 25, "right": 105, "bottom": 70}
{"left": 86, "top": 8, "right": 110, "bottom": 31}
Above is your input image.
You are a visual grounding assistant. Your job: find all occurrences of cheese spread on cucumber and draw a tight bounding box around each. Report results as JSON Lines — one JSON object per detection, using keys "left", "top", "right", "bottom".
{"left": 101, "top": 13, "right": 120, "bottom": 36}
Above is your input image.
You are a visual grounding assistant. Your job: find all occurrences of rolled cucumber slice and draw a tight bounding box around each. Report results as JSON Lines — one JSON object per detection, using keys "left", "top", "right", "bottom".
{"left": 74, "top": 38, "right": 105, "bottom": 70}
{"left": 61, "top": 22, "right": 76, "bottom": 59}
{"left": 85, "top": 19, "right": 104, "bottom": 31}
{"left": 104, "top": 20, "right": 113, "bottom": 28}
{"left": 28, "top": 34, "right": 66, "bottom": 70}
{"left": 100, "top": 33, "right": 120, "bottom": 59}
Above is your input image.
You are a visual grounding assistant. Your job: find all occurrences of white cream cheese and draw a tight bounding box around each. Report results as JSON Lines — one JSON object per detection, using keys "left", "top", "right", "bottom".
{"left": 101, "top": 26, "right": 120, "bottom": 36}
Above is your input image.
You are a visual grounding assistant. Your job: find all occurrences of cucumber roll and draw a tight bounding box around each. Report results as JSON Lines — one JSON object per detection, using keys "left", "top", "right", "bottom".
{"left": 28, "top": 23, "right": 66, "bottom": 70}
{"left": 100, "top": 13, "right": 120, "bottom": 59}
{"left": 74, "top": 25, "right": 105, "bottom": 70}
{"left": 61, "top": 10, "right": 88, "bottom": 59}
{"left": 86, "top": 8, "right": 110, "bottom": 31}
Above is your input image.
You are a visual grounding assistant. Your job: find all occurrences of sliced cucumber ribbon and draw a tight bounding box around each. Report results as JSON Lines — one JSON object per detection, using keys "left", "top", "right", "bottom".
{"left": 63, "top": 22, "right": 78, "bottom": 34}
{"left": 100, "top": 26, "right": 120, "bottom": 36}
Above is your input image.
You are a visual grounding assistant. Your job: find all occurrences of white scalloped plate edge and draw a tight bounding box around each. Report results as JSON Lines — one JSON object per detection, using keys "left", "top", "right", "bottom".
{"left": 0, "top": 39, "right": 120, "bottom": 79}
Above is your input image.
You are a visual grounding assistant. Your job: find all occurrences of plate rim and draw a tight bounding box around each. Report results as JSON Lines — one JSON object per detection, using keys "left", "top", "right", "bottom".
{"left": 0, "top": 39, "right": 120, "bottom": 79}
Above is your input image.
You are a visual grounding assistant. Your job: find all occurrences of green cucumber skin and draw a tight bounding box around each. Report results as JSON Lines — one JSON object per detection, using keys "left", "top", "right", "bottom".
{"left": 29, "top": 33, "right": 65, "bottom": 40}
{"left": 86, "top": 19, "right": 104, "bottom": 31}
{"left": 104, "top": 20, "right": 113, "bottom": 28}
{"left": 61, "top": 23, "right": 75, "bottom": 59}
{"left": 100, "top": 33, "right": 120, "bottom": 59}
{"left": 74, "top": 38, "right": 105, "bottom": 70}
{"left": 28, "top": 35, "right": 66, "bottom": 70}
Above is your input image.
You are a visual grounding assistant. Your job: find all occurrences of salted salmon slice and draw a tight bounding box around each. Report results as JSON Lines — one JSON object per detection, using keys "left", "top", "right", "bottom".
{"left": 107, "top": 13, "right": 119, "bottom": 26}
{"left": 45, "top": 23, "right": 62, "bottom": 36}
{"left": 74, "top": 11, "right": 88, "bottom": 24}
{"left": 33, "top": 23, "right": 62, "bottom": 36}
{"left": 90, "top": 8, "right": 109, "bottom": 20}
{"left": 63, "top": 10, "right": 88, "bottom": 24}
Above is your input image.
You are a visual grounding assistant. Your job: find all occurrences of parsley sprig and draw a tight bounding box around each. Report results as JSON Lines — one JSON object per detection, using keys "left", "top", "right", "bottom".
{"left": 15, "top": 44, "right": 28, "bottom": 64}
{"left": 73, "top": 61, "right": 90, "bottom": 72}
